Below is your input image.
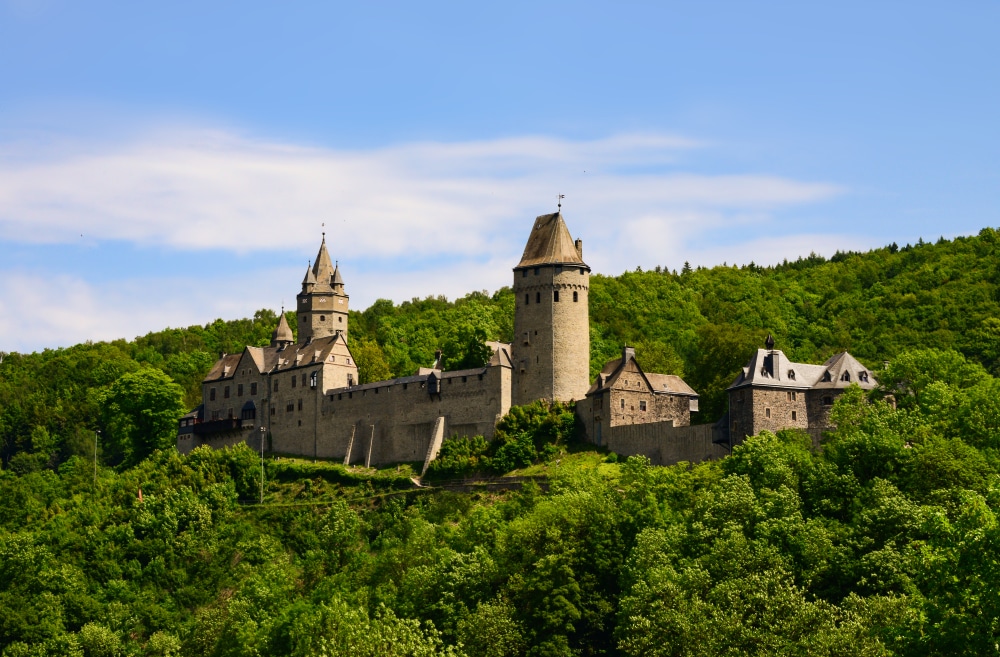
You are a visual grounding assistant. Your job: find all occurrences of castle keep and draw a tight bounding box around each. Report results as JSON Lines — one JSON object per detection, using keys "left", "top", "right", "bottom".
{"left": 179, "top": 212, "right": 877, "bottom": 468}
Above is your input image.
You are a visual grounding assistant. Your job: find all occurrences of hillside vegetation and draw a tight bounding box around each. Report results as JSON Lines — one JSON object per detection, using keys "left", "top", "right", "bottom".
{"left": 3, "top": 348, "right": 1000, "bottom": 655}
{"left": 4, "top": 228, "right": 1000, "bottom": 467}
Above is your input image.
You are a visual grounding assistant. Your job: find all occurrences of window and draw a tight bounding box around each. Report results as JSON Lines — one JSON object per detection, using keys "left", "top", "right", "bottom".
{"left": 298, "top": 399, "right": 303, "bottom": 411}
{"left": 274, "top": 380, "right": 279, "bottom": 391}
{"left": 534, "top": 267, "right": 540, "bottom": 275}
{"left": 237, "top": 384, "right": 244, "bottom": 397}
{"left": 462, "top": 376, "right": 467, "bottom": 382}
{"left": 555, "top": 265, "right": 562, "bottom": 274}
{"left": 791, "top": 411, "right": 797, "bottom": 421}
{"left": 536, "top": 292, "right": 541, "bottom": 303}
{"left": 270, "top": 406, "right": 275, "bottom": 416}
{"left": 786, "top": 391, "right": 797, "bottom": 401}
{"left": 765, "top": 408, "right": 771, "bottom": 418}
{"left": 553, "top": 291, "right": 560, "bottom": 302}
{"left": 525, "top": 294, "right": 529, "bottom": 304}
{"left": 788, "top": 370, "right": 796, "bottom": 380}
{"left": 841, "top": 371, "right": 851, "bottom": 382}
{"left": 738, "top": 390, "right": 745, "bottom": 402}
{"left": 522, "top": 269, "right": 528, "bottom": 277}
{"left": 822, "top": 371, "right": 832, "bottom": 382}
{"left": 250, "top": 382, "right": 257, "bottom": 395}
{"left": 301, "top": 373, "right": 306, "bottom": 387}
{"left": 859, "top": 371, "right": 869, "bottom": 382}
{"left": 338, "top": 316, "right": 343, "bottom": 323}
{"left": 639, "top": 400, "right": 647, "bottom": 411}
{"left": 823, "top": 396, "right": 834, "bottom": 406}
{"left": 210, "top": 387, "right": 216, "bottom": 401}
{"left": 292, "top": 375, "right": 297, "bottom": 388}
{"left": 286, "top": 403, "right": 294, "bottom": 412}
{"left": 212, "top": 410, "right": 220, "bottom": 421}
{"left": 580, "top": 268, "right": 584, "bottom": 275}
{"left": 347, "top": 373, "right": 354, "bottom": 387}
{"left": 320, "top": 315, "right": 325, "bottom": 321}
{"left": 310, "top": 372, "right": 317, "bottom": 389}
{"left": 573, "top": 291, "right": 578, "bottom": 302}
{"left": 224, "top": 386, "right": 230, "bottom": 399}
{"left": 620, "top": 398, "right": 625, "bottom": 409}
{"left": 242, "top": 406, "right": 256, "bottom": 421}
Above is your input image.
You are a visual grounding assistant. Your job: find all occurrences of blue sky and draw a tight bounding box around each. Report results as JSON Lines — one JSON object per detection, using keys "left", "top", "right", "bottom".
{"left": 1, "top": 1, "right": 998, "bottom": 352}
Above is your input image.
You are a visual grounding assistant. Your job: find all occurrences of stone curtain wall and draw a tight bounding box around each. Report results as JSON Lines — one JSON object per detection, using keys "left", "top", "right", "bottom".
{"left": 604, "top": 422, "right": 729, "bottom": 466}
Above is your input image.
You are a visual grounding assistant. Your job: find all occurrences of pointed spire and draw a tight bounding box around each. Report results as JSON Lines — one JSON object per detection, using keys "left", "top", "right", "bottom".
{"left": 271, "top": 311, "right": 294, "bottom": 346}
{"left": 312, "top": 235, "right": 335, "bottom": 289}
{"left": 332, "top": 260, "right": 345, "bottom": 291}
{"left": 302, "top": 260, "right": 317, "bottom": 287}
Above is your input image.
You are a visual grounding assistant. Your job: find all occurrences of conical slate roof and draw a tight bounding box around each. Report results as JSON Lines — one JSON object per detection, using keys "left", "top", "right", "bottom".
{"left": 271, "top": 313, "right": 294, "bottom": 344}
{"left": 516, "top": 213, "right": 586, "bottom": 268}
{"left": 302, "top": 261, "right": 317, "bottom": 286}
{"left": 312, "top": 237, "right": 335, "bottom": 289}
{"left": 331, "top": 263, "right": 344, "bottom": 288}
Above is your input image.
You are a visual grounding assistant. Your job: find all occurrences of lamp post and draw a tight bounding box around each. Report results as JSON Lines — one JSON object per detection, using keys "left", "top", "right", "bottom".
{"left": 259, "top": 425, "right": 266, "bottom": 504}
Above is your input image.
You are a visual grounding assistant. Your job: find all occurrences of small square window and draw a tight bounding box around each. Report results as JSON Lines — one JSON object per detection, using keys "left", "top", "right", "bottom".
{"left": 639, "top": 400, "right": 647, "bottom": 411}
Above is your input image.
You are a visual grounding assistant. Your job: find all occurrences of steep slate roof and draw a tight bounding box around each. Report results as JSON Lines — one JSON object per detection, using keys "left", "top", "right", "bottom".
{"left": 272, "top": 313, "right": 294, "bottom": 344}
{"left": 204, "top": 353, "right": 242, "bottom": 382}
{"left": 302, "top": 263, "right": 317, "bottom": 286}
{"left": 516, "top": 213, "right": 587, "bottom": 268}
{"left": 312, "top": 237, "right": 336, "bottom": 291}
{"left": 586, "top": 347, "right": 698, "bottom": 398}
{"left": 727, "top": 348, "right": 877, "bottom": 391}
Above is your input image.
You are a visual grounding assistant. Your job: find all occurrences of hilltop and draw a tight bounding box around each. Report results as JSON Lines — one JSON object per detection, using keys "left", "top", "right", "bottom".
{"left": 4, "top": 227, "right": 1000, "bottom": 466}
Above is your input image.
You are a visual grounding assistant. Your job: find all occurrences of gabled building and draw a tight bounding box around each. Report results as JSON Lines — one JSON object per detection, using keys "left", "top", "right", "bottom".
{"left": 578, "top": 346, "right": 699, "bottom": 447}
{"left": 726, "top": 335, "right": 877, "bottom": 443}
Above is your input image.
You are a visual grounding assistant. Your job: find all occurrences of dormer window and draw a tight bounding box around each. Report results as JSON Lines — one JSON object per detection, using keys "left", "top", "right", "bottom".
{"left": 787, "top": 370, "right": 796, "bottom": 380}
{"left": 841, "top": 371, "right": 851, "bottom": 382}
{"left": 859, "top": 371, "right": 869, "bottom": 382}
{"left": 822, "top": 371, "right": 832, "bottom": 382}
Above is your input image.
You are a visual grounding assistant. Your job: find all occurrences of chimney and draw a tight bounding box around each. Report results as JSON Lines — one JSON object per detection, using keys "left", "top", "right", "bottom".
{"left": 623, "top": 345, "right": 636, "bottom": 362}
{"left": 575, "top": 238, "right": 583, "bottom": 259}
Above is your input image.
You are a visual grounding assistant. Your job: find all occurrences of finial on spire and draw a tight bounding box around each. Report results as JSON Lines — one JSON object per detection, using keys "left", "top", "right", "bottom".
{"left": 557, "top": 194, "right": 564, "bottom": 212}
{"left": 322, "top": 222, "right": 325, "bottom": 241}
{"left": 765, "top": 333, "right": 775, "bottom": 350}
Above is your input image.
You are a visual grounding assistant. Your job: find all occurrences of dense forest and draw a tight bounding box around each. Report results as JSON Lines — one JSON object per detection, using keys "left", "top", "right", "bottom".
{"left": 3, "top": 229, "right": 1000, "bottom": 655}
{"left": 3, "top": 348, "right": 1000, "bottom": 655}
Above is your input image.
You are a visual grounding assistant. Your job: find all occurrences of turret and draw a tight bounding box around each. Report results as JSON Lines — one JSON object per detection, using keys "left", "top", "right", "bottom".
{"left": 512, "top": 212, "right": 590, "bottom": 405}
{"left": 271, "top": 311, "right": 294, "bottom": 348}
{"left": 296, "top": 235, "right": 350, "bottom": 343}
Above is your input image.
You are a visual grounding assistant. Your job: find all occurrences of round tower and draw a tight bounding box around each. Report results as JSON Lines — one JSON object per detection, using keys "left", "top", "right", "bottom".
{"left": 512, "top": 212, "right": 590, "bottom": 405}
{"left": 297, "top": 236, "right": 349, "bottom": 343}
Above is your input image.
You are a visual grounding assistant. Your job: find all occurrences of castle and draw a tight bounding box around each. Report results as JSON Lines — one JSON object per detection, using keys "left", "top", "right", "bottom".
{"left": 178, "top": 212, "right": 877, "bottom": 468}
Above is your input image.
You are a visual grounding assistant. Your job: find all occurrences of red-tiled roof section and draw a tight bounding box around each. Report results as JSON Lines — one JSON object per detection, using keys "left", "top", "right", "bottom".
{"left": 516, "top": 213, "right": 586, "bottom": 268}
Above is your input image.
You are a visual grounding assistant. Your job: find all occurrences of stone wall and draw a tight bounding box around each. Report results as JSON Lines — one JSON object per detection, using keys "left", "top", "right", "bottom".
{"left": 603, "top": 422, "right": 729, "bottom": 466}
{"left": 729, "top": 386, "right": 810, "bottom": 440}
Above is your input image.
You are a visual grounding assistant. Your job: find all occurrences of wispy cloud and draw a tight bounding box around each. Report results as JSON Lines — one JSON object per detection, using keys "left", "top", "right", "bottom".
{"left": 0, "top": 127, "right": 853, "bottom": 352}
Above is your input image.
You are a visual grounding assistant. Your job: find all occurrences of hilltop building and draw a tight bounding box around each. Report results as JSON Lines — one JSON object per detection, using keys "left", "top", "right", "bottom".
{"left": 177, "top": 212, "right": 878, "bottom": 469}
{"left": 724, "top": 335, "right": 877, "bottom": 444}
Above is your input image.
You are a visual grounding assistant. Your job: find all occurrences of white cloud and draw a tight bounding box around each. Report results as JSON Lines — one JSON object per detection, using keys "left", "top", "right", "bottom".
{"left": 0, "top": 128, "right": 842, "bottom": 258}
{"left": 0, "top": 127, "right": 859, "bottom": 352}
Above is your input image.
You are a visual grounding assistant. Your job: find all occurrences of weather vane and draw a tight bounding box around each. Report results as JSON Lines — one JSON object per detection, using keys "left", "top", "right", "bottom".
{"left": 557, "top": 194, "right": 564, "bottom": 212}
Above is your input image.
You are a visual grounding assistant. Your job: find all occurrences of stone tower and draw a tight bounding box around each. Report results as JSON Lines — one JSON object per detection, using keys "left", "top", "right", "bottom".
{"left": 296, "top": 236, "right": 349, "bottom": 343}
{"left": 512, "top": 212, "right": 590, "bottom": 405}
